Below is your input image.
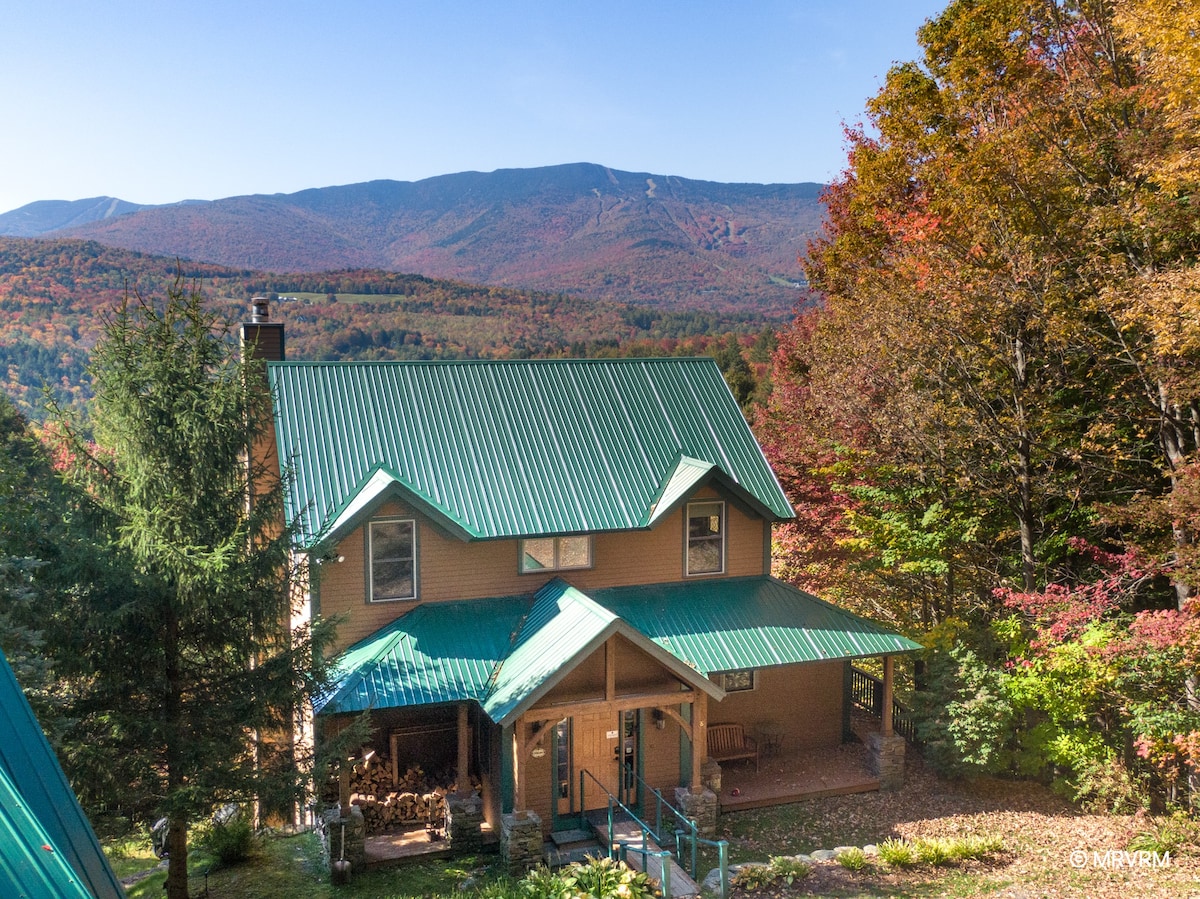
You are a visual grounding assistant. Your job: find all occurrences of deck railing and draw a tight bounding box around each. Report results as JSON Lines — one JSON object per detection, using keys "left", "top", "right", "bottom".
{"left": 850, "top": 666, "right": 918, "bottom": 743}
{"left": 578, "top": 768, "right": 729, "bottom": 899}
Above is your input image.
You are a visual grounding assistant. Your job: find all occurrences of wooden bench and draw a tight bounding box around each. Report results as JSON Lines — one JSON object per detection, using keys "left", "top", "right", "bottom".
{"left": 707, "top": 723, "right": 759, "bottom": 771}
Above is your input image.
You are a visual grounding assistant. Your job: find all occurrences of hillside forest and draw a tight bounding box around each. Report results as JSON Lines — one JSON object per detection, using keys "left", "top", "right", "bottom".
{"left": 758, "top": 0, "right": 1200, "bottom": 809}
{"left": 0, "top": 0, "right": 1198, "bottom": 843}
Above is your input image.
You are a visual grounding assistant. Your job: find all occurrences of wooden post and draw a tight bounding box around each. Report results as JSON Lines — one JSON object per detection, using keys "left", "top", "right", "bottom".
{"left": 605, "top": 638, "right": 616, "bottom": 702}
{"left": 457, "top": 702, "right": 470, "bottom": 792}
{"left": 691, "top": 692, "right": 708, "bottom": 793}
{"left": 513, "top": 722, "right": 524, "bottom": 811}
{"left": 881, "top": 655, "right": 894, "bottom": 737}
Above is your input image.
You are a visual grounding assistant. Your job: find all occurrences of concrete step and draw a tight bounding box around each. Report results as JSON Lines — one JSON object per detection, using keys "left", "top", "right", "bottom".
{"left": 542, "top": 841, "right": 604, "bottom": 867}
{"left": 550, "top": 828, "right": 594, "bottom": 847}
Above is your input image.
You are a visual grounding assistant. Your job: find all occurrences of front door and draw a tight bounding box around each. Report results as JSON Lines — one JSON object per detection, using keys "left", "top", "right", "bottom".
{"left": 554, "top": 709, "right": 642, "bottom": 817}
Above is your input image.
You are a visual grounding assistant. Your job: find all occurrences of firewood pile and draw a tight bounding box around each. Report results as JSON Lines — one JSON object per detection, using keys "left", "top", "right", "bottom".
{"left": 340, "top": 752, "right": 482, "bottom": 834}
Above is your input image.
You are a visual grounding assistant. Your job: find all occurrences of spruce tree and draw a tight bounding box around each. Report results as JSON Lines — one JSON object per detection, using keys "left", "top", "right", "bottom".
{"left": 53, "top": 285, "right": 328, "bottom": 899}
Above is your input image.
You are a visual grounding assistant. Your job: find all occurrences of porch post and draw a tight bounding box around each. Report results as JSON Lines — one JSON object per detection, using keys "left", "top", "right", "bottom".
{"left": 881, "top": 655, "right": 894, "bottom": 737}
{"left": 691, "top": 691, "right": 708, "bottom": 793}
{"left": 457, "top": 702, "right": 470, "bottom": 790}
{"left": 513, "top": 719, "right": 525, "bottom": 810}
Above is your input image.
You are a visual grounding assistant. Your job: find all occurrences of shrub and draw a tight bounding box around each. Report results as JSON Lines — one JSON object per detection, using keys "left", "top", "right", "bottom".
{"left": 1128, "top": 814, "right": 1197, "bottom": 855}
{"left": 877, "top": 838, "right": 915, "bottom": 868}
{"left": 952, "top": 834, "right": 1004, "bottom": 860}
{"left": 520, "top": 856, "right": 659, "bottom": 899}
{"left": 730, "top": 863, "right": 774, "bottom": 891}
{"left": 197, "top": 809, "right": 258, "bottom": 869}
{"left": 767, "top": 856, "right": 811, "bottom": 884}
{"left": 835, "top": 847, "right": 868, "bottom": 871}
{"left": 914, "top": 838, "right": 952, "bottom": 865}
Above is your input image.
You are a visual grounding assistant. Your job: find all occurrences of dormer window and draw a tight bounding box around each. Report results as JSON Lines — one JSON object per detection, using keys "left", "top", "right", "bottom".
{"left": 369, "top": 519, "right": 417, "bottom": 601}
{"left": 520, "top": 536, "right": 592, "bottom": 573}
{"left": 686, "top": 501, "right": 725, "bottom": 575}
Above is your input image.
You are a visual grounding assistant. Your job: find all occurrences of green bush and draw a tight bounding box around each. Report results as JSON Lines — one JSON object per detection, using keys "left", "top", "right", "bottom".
{"left": 835, "top": 847, "right": 869, "bottom": 871}
{"left": 952, "top": 834, "right": 1004, "bottom": 860}
{"left": 767, "top": 856, "right": 810, "bottom": 884}
{"left": 519, "top": 856, "right": 659, "bottom": 899}
{"left": 197, "top": 809, "right": 258, "bottom": 869}
{"left": 914, "top": 838, "right": 952, "bottom": 865}
{"left": 730, "top": 857, "right": 810, "bottom": 890}
{"left": 730, "top": 863, "right": 774, "bottom": 891}
{"left": 1128, "top": 814, "right": 1197, "bottom": 855}
{"left": 878, "top": 838, "right": 915, "bottom": 868}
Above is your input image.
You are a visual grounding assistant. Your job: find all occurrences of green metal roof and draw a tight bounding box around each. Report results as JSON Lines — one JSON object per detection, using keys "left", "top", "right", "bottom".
{"left": 0, "top": 650, "right": 126, "bottom": 899}
{"left": 269, "top": 358, "right": 794, "bottom": 548}
{"left": 315, "top": 576, "right": 919, "bottom": 720}
{"left": 591, "top": 576, "right": 923, "bottom": 672}
{"left": 483, "top": 580, "right": 723, "bottom": 726}
{"left": 313, "top": 595, "right": 530, "bottom": 715}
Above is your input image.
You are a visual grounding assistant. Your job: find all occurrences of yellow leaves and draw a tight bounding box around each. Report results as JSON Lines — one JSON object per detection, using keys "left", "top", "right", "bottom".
{"left": 1107, "top": 266, "right": 1200, "bottom": 362}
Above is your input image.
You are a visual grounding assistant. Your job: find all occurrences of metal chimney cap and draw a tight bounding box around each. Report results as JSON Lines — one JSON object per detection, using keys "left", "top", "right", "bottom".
{"left": 250, "top": 296, "right": 270, "bottom": 323}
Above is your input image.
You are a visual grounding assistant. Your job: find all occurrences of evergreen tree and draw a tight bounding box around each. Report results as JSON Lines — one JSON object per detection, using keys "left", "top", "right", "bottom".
{"left": 52, "top": 285, "right": 330, "bottom": 899}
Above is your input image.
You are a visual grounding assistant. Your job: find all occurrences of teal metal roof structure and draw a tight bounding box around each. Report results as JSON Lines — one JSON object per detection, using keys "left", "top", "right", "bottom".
{"left": 591, "top": 577, "right": 923, "bottom": 672}
{"left": 313, "top": 595, "right": 530, "bottom": 715}
{"left": 269, "top": 358, "right": 794, "bottom": 548}
{"left": 483, "top": 580, "right": 723, "bottom": 726}
{"left": 315, "top": 576, "right": 919, "bottom": 720}
{"left": 0, "top": 650, "right": 126, "bottom": 899}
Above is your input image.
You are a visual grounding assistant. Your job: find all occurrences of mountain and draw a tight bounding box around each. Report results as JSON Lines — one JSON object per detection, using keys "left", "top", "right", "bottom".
{"left": 0, "top": 197, "right": 205, "bottom": 238}
{"left": 30, "top": 164, "right": 823, "bottom": 314}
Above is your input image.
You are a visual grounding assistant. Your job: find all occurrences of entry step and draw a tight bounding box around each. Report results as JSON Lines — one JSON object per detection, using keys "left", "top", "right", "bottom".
{"left": 550, "top": 828, "right": 594, "bottom": 847}
{"left": 543, "top": 840, "right": 603, "bottom": 867}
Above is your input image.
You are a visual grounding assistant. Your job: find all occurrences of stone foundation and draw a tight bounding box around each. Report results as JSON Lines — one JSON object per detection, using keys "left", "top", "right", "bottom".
{"left": 446, "top": 791, "right": 483, "bottom": 852}
{"left": 500, "top": 810, "right": 543, "bottom": 875}
{"left": 867, "top": 732, "right": 906, "bottom": 791}
{"left": 701, "top": 758, "right": 722, "bottom": 795}
{"left": 675, "top": 786, "right": 719, "bottom": 839}
{"left": 320, "top": 804, "right": 366, "bottom": 875}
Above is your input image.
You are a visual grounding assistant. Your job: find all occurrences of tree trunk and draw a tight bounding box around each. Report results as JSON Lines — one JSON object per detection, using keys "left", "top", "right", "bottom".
{"left": 165, "top": 816, "right": 189, "bottom": 899}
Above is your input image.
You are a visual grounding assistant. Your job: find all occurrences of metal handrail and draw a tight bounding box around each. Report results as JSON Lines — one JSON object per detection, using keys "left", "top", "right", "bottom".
{"left": 616, "top": 840, "right": 674, "bottom": 899}
{"left": 578, "top": 768, "right": 729, "bottom": 899}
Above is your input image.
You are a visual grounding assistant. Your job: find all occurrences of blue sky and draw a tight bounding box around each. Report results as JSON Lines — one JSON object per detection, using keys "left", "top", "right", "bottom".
{"left": 0, "top": 1, "right": 945, "bottom": 215}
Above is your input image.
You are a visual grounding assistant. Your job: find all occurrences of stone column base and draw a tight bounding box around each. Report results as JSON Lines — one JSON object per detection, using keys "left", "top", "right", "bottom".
{"left": 867, "top": 732, "right": 906, "bottom": 791}
{"left": 500, "top": 810, "right": 543, "bottom": 875}
{"left": 701, "top": 758, "right": 722, "bottom": 795}
{"left": 320, "top": 804, "right": 366, "bottom": 874}
{"left": 674, "top": 786, "right": 718, "bottom": 839}
{"left": 446, "top": 791, "right": 483, "bottom": 852}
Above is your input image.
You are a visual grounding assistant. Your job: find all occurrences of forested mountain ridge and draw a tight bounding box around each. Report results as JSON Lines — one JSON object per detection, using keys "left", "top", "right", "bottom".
{"left": 0, "top": 237, "right": 774, "bottom": 420}
{"left": 10, "top": 164, "right": 824, "bottom": 314}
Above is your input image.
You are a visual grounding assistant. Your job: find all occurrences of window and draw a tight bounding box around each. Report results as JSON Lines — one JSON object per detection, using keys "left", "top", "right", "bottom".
{"left": 519, "top": 535, "right": 592, "bottom": 573}
{"left": 719, "top": 669, "right": 755, "bottom": 692}
{"left": 686, "top": 501, "right": 725, "bottom": 575}
{"left": 369, "top": 519, "right": 416, "bottom": 601}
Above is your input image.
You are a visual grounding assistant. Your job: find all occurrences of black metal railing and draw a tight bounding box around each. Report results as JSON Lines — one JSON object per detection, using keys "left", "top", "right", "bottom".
{"left": 850, "top": 666, "right": 918, "bottom": 743}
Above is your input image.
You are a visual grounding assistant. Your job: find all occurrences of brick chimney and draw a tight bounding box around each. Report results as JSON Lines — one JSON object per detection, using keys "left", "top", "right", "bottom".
{"left": 240, "top": 296, "right": 285, "bottom": 362}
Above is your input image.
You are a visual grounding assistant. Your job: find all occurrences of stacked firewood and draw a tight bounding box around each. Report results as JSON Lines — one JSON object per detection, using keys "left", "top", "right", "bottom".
{"left": 341, "top": 753, "right": 482, "bottom": 834}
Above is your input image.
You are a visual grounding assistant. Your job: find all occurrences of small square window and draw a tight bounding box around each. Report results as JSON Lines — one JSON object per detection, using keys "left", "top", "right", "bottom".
{"left": 369, "top": 519, "right": 416, "bottom": 601}
{"left": 686, "top": 501, "right": 725, "bottom": 575}
{"left": 520, "top": 535, "right": 592, "bottom": 573}
{"left": 719, "top": 669, "right": 755, "bottom": 692}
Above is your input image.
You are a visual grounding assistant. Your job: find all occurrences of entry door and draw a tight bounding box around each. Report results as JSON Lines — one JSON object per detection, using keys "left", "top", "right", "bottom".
{"left": 559, "top": 710, "right": 641, "bottom": 813}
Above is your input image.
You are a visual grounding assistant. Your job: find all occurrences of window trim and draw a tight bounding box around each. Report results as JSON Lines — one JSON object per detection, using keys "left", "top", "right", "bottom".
{"left": 368, "top": 517, "right": 418, "bottom": 602}
{"left": 685, "top": 500, "right": 726, "bottom": 577}
{"left": 518, "top": 535, "right": 593, "bottom": 574}
{"left": 718, "top": 669, "right": 756, "bottom": 692}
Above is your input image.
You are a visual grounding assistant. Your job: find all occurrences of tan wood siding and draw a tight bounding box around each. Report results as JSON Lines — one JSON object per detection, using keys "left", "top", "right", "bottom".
{"left": 519, "top": 719, "right": 554, "bottom": 827}
{"left": 319, "top": 488, "right": 770, "bottom": 652}
{"left": 641, "top": 714, "right": 683, "bottom": 796}
{"left": 709, "top": 662, "right": 844, "bottom": 751}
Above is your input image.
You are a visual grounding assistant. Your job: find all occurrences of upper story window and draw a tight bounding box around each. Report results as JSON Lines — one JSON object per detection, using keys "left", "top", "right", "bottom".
{"left": 369, "top": 519, "right": 417, "bottom": 601}
{"left": 520, "top": 535, "right": 592, "bottom": 573}
{"left": 718, "top": 669, "right": 755, "bottom": 692}
{"left": 686, "top": 501, "right": 725, "bottom": 576}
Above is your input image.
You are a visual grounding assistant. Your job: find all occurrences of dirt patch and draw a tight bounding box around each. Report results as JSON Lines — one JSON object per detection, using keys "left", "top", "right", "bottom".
{"left": 719, "top": 757, "right": 1199, "bottom": 898}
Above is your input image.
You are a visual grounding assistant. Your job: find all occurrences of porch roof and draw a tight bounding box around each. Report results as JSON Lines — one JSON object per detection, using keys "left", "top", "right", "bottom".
{"left": 591, "top": 576, "right": 922, "bottom": 672}
{"left": 314, "top": 576, "right": 920, "bottom": 718}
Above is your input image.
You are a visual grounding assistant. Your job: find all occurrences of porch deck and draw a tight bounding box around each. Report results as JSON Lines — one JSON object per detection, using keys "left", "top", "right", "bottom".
{"left": 717, "top": 740, "right": 879, "bottom": 812}
{"left": 364, "top": 821, "right": 496, "bottom": 867}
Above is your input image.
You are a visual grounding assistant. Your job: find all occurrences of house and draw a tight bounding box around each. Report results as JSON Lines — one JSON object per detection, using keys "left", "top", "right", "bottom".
{"left": 244, "top": 301, "right": 919, "bottom": 852}
{"left": 0, "top": 647, "right": 127, "bottom": 899}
